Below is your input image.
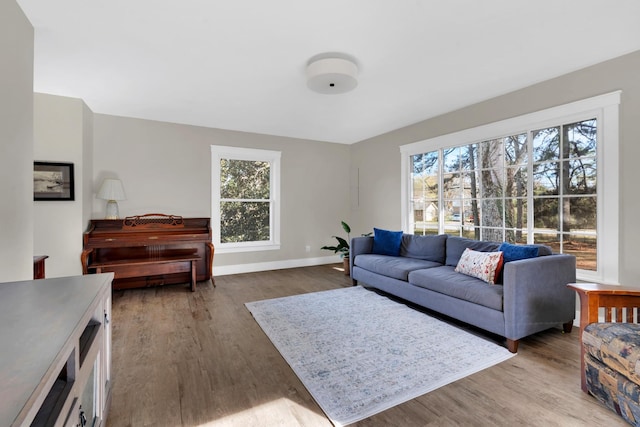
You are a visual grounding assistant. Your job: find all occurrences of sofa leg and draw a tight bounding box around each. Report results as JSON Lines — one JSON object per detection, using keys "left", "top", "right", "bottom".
{"left": 506, "top": 339, "right": 519, "bottom": 353}
{"left": 562, "top": 321, "right": 573, "bottom": 333}
{"left": 352, "top": 279, "right": 358, "bottom": 286}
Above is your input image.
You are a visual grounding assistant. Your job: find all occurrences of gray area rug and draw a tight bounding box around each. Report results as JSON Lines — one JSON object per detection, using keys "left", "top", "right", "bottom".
{"left": 245, "top": 286, "right": 515, "bottom": 426}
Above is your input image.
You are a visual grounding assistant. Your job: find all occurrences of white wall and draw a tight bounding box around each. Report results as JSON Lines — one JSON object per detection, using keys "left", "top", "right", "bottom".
{"left": 92, "top": 114, "right": 351, "bottom": 271}
{"left": 0, "top": 1, "right": 34, "bottom": 282}
{"left": 352, "top": 49, "right": 640, "bottom": 286}
{"left": 33, "top": 93, "right": 93, "bottom": 277}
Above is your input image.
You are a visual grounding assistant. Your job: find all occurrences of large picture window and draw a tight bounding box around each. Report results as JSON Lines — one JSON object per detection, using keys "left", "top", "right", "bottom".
{"left": 401, "top": 92, "right": 620, "bottom": 283}
{"left": 211, "top": 146, "right": 281, "bottom": 253}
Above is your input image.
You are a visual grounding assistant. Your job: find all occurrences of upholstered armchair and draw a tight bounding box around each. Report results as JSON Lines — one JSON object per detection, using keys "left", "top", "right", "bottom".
{"left": 568, "top": 283, "right": 640, "bottom": 425}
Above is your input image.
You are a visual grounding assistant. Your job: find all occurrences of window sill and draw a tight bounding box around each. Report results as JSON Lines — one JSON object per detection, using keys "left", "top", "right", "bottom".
{"left": 215, "top": 244, "right": 281, "bottom": 254}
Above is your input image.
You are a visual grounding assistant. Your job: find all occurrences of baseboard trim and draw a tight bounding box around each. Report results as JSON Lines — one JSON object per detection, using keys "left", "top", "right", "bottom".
{"left": 213, "top": 256, "right": 340, "bottom": 276}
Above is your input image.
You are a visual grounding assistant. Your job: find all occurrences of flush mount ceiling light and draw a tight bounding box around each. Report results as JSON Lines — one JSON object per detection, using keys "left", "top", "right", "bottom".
{"left": 306, "top": 53, "right": 358, "bottom": 94}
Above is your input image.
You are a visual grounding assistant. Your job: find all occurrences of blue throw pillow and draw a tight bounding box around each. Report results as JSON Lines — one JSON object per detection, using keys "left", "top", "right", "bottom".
{"left": 498, "top": 242, "right": 539, "bottom": 263}
{"left": 372, "top": 228, "right": 403, "bottom": 256}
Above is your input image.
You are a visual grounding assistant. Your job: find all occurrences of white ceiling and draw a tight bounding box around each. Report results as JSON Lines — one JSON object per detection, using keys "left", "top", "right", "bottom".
{"left": 16, "top": 0, "right": 640, "bottom": 144}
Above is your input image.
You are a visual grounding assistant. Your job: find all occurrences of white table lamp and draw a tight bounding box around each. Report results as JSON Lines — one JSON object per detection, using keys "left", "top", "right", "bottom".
{"left": 97, "top": 178, "right": 126, "bottom": 219}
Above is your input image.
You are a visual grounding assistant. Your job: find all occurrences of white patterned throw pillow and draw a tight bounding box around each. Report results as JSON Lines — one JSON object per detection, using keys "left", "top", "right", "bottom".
{"left": 454, "top": 248, "right": 503, "bottom": 284}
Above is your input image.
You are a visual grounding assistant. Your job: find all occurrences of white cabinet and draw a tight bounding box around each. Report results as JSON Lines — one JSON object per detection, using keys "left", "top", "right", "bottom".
{"left": 0, "top": 273, "right": 113, "bottom": 427}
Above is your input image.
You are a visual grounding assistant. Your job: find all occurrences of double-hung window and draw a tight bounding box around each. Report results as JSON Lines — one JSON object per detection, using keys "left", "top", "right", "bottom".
{"left": 401, "top": 92, "right": 620, "bottom": 283}
{"left": 211, "top": 146, "right": 281, "bottom": 253}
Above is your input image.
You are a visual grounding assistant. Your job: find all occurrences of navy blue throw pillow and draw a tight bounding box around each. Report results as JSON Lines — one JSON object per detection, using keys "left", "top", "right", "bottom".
{"left": 372, "top": 228, "right": 403, "bottom": 256}
{"left": 498, "top": 242, "right": 539, "bottom": 263}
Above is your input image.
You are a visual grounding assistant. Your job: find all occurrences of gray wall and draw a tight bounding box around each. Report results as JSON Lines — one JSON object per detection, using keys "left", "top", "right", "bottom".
{"left": 0, "top": 1, "right": 33, "bottom": 281}
{"left": 351, "top": 49, "right": 640, "bottom": 286}
{"left": 93, "top": 114, "right": 351, "bottom": 270}
{"left": 33, "top": 93, "right": 93, "bottom": 277}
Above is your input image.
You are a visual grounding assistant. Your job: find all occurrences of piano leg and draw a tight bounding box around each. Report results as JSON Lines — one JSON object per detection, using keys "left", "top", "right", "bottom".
{"left": 190, "top": 259, "right": 197, "bottom": 292}
{"left": 206, "top": 242, "right": 215, "bottom": 288}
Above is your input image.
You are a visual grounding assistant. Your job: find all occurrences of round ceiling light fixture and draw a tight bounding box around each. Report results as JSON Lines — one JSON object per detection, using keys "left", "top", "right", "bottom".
{"left": 306, "top": 53, "right": 358, "bottom": 95}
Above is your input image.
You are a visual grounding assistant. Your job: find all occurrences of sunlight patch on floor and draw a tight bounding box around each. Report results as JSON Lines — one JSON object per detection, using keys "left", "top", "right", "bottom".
{"left": 194, "top": 397, "right": 326, "bottom": 427}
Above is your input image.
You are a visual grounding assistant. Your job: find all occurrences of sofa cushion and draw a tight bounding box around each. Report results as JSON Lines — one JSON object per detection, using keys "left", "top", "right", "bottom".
{"left": 372, "top": 228, "right": 403, "bottom": 256}
{"left": 399, "top": 234, "right": 447, "bottom": 263}
{"left": 533, "top": 244, "right": 553, "bottom": 256}
{"left": 583, "top": 322, "right": 640, "bottom": 385}
{"left": 445, "top": 236, "right": 500, "bottom": 267}
{"left": 354, "top": 254, "right": 442, "bottom": 281}
{"left": 498, "top": 242, "right": 539, "bottom": 263}
{"left": 454, "top": 248, "right": 503, "bottom": 284}
{"left": 408, "top": 266, "right": 504, "bottom": 311}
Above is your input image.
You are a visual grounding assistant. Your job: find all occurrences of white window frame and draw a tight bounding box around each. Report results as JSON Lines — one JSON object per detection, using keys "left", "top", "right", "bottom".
{"left": 211, "top": 145, "right": 281, "bottom": 253}
{"left": 400, "top": 91, "right": 620, "bottom": 284}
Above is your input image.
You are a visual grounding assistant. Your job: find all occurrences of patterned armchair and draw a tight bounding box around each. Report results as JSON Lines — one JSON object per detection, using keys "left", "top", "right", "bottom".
{"left": 568, "top": 283, "right": 640, "bottom": 426}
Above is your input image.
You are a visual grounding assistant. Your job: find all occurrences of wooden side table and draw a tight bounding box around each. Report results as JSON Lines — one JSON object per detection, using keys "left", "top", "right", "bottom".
{"left": 33, "top": 255, "right": 49, "bottom": 279}
{"left": 567, "top": 282, "right": 640, "bottom": 392}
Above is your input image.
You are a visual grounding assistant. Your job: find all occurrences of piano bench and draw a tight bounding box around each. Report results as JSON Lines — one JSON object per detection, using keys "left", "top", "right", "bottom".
{"left": 90, "top": 255, "right": 201, "bottom": 292}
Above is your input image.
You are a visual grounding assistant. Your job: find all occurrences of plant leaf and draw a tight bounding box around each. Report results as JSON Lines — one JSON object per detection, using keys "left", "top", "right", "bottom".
{"left": 341, "top": 221, "right": 351, "bottom": 234}
{"left": 334, "top": 236, "right": 349, "bottom": 249}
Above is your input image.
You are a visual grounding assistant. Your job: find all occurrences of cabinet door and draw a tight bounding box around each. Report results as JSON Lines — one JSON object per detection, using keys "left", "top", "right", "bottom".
{"left": 61, "top": 397, "right": 79, "bottom": 427}
{"left": 79, "top": 360, "right": 98, "bottom": 427}
{"left": 99, "top": 289, "right": 111, "bottom": 418}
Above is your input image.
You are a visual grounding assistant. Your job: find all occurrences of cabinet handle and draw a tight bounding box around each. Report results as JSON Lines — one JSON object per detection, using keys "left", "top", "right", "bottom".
{"left": 104, "top": 311, "right": 110, "bottom": 325}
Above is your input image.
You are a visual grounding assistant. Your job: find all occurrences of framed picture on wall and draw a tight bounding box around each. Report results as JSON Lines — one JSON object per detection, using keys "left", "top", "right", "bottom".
{"left": 34, "top": 161, "right": 75, "bottom": 201}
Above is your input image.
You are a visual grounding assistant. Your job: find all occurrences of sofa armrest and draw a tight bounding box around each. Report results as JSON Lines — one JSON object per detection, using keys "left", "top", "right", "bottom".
{"left": 503, "top": 254, "right": 577, "bottom": 340}
{"left": 350, "top": 236, "right": 374, "bottom": 269}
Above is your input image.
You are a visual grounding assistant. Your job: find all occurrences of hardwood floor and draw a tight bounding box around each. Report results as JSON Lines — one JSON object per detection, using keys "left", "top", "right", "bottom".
{"left": 107, "top": 265, "right": 626, "bottom": 427}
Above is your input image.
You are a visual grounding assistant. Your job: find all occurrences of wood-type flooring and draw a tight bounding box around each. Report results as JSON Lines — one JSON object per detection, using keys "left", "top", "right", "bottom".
{"left": 106, "top": 264, "right": 627, "bottom": 427}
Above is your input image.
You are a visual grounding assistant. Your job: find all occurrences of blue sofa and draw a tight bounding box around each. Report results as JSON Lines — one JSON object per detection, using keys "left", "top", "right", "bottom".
{"left": 350, "top": 234, "right": 576, "bottom": 352}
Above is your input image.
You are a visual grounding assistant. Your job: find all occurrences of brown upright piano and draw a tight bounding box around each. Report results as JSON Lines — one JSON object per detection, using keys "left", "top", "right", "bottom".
{"left": 81, "top": 214, "right": 214, "bottom": 291}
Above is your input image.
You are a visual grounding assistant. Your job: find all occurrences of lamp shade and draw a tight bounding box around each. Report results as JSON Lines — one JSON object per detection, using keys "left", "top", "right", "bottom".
{"left": 97, "top": 178, "right": 126, "bottom": 201}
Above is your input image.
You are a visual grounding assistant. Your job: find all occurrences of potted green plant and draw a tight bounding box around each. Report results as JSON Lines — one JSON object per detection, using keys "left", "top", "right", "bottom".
{"left": 321, "top": 221, "right": 370, "bottom": 275}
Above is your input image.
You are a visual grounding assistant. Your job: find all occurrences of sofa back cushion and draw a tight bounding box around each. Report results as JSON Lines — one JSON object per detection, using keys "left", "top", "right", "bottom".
{"left": 445, "top": 236, "right": 500, "bottom": 267}
{"left": 400, "top": 234, "right": 448, "bottom": 264}
{"left": 532, "top": 244, "right": 553, "bottom": 256}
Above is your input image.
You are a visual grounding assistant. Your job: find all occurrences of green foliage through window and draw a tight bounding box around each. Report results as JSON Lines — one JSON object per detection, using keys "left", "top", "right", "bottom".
{"left": 220, "top": 159, "right": 272, "bottom": 243}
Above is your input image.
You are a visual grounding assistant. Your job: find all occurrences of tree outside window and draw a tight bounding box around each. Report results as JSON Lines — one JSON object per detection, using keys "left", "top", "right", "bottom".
{"left": 532, "top": 119, "right": 597, "bottom": 270}
{"left": 211, "top": 146, "right": 281, "bottom": 253}
{"left": 407, "top": 119, "right": 597, "bottom": 271}
{"left": 220, "top": 159, "right": 271, "bottom": 243}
